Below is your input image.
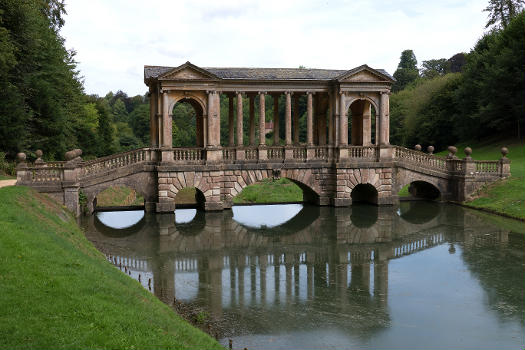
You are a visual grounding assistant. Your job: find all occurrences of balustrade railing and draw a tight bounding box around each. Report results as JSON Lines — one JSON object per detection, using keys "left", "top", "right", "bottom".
{"left": 393, "top": 146, "right": 447, "bottom": 170}
{"left": 222, "top": 148, "right": 236, "bottom": 162}
{"left": 346, "top": 146, "right": 377, "bottom": 159}
{"left": 313, "top": 146, "right": 329, "bottom": 160}
{"left": 80, "top": 148, "right": 152, "bottom": 178}
{"left": 173, "top": 148, "right": 205, "bottom": 162}
{"left": 292, "top": 147, "right": 307, "bottom": 161}
{"left": 267, "top": 147, "right": 284, "bottom": 160}
{"left": 244, "top": 148, "right": 258, "bottom": 160}
{"left": 30, "top": 167, "right": 63, "bottom": 182}
{"left": 475, "top": 160, "right": 500, "bottom": 174}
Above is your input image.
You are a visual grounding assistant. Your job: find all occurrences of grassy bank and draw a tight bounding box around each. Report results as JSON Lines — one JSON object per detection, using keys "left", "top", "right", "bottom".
{"left": 436, "top": 140, "right": 524, "bottom": 220}
{"left": 95, "top": 185, "right": 144, "bottom": 207}
{"left": 0, "top": 186, "right": 222, "bottom": 349}
{"left": 233, "top": 178, "right": 302, "bottom": 204}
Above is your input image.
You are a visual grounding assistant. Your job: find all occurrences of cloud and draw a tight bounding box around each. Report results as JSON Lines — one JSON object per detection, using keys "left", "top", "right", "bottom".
{"left": 61, "top": 0, "right": 487, "bottom": 96}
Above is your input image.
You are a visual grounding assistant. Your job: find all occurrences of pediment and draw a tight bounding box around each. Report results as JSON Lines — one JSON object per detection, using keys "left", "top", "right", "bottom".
{"left": 337, "top": 65, "right": 394, "bottom": 83}
{"left": 158, "top": 62, "right": 218, "bottom": 81}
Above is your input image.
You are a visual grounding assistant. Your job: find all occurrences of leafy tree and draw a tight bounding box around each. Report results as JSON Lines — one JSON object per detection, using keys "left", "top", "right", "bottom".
{"left": 392, "top": 50, "right": 419, "bottom": 92}
{"left": 484, "top": 0, "right": 524, "bottom": 28}
{"left": 129, "top": 104, "right": 150, "bottom": 145}
{"left": 420, "top": 59, "right": 450, "bottom": 79}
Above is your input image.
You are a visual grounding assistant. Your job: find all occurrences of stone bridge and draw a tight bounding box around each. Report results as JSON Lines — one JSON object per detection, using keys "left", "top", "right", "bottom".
{"left": 15, "top": 62, "right": 510, "bottom": 215}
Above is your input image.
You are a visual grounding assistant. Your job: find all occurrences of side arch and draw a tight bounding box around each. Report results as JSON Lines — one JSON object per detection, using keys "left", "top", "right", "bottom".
{"left": 393, "top": 168, "right": 447, "bottom": 199}
{"left": 167, "top": 92, "right": 207, "bottom": 115}
{"left": 82, "top": 172, "right": 157, "bottom": 213}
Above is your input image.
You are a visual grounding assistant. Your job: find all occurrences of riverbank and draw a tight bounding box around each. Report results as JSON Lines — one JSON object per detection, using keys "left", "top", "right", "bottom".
{"left": 437, "top": 140, "right": 525, "bottom": 220}
{"left": 0, "top": 186, "right": 222, "bottom": 349}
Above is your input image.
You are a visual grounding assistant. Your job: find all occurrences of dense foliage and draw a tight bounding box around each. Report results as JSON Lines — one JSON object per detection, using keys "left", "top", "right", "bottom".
{"left": 390, "top": 11, "right": 524, "bottom": 150}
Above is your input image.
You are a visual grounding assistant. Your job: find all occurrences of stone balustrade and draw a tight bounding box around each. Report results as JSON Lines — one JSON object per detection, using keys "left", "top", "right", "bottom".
{"left": 173, "top": 148, "right": 205, "bottom": 163}
{"left": 474, "top": 160, "right": 499, "bottom": 174}
{"left": 80, "top": 148, "right": 153, "bottom": 178}
{"left": 393, "top": 146, "right": 447, "bottom": 170}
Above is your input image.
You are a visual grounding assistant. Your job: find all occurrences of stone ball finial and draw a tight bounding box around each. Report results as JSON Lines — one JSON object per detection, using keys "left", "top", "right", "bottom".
{"left": 427, "top": 146, "right": 435, "bottom": 154}
{"left": 414, "top": 144, "right": 422, "bottom": 151}
{"left": 501, "top": 147, "right": 509, "bottom": 158}
{"left": 65, "top": 148, "right": 83, "bottom": 162}
{"left": 464, "top": 147, "right": 472, "bottom": 159}
{"left": 16, "top": 152, "right": 26, "bottom": 163}
{"left": 35, "top": 149, "right": 44, "bottom": 164}
{"left": 447, "top": 146, "right": 457, "bottom": 158}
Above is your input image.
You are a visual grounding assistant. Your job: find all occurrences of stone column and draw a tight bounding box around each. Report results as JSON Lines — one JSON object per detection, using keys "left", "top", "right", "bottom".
{"left": 259, "top": 92, "right": 266, "bottom": 146}
{"left": 202, "top": 113, "right": 208, "bottom": 148}
{"left": 328, "top": 92, "right": 334, "bottom": 146}
{"left": 285, "top": 92, "right": 292, "bottom": 145}
{"left": 362, "top": 101, "right": 372, "bottom": 146}
{"left": 249, "top": 94, "right": 255, "bottom": 146}
{"left": 317, "top": 96, "right": 326, "bottom": 146}
{"left": 339, "top": 92, "right": 348, "bottom": 146}
{"left": 379, "top": 91, "right": 390, "bottom": 145}
{"left": 273, "top": 94, "right": 280, "bottom": 145}
{"left": 207, "top": 91, "right": 214, "bottom": 146}
{"left": 149, "top": 88, "right": 158, "bottom": 147}
{"left": 293, "top": 95, "right": 300, "bottom": 144}
{"left": 236, "top": 92, "right": 244, "bottom": 146}
{"left": 228, "top": 94, "right": 234, "bottom": 146}
{"left": 162, "top": 91, "right": 172, "bottom": 148}
{"left": 214, "top": 92, "right": 221, "bottom": 146}
{"left": 196, "top": 113, "right": 203, "bottom": 147}
{"left": 307, "top": 92, "right": 314, "bottom": 145}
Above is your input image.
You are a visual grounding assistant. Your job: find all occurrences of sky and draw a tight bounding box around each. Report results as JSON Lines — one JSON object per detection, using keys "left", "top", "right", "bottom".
{"left": 61, "top": 0, "right": 489, "bottom": 96}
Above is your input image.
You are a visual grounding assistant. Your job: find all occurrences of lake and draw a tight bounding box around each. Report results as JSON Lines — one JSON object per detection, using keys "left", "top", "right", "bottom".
{"left": 82, "top": 202, "right": 525, "bottom": 349}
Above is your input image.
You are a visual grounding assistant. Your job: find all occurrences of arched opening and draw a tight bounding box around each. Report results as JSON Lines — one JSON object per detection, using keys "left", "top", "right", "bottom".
{"left": 94, "top": 185, "right": 144, "bottom": 211}
{"left": 172, "top": 98, "right": 205, "bottom": 147}
{"left": 232, "top": 177, "right": 319, "bottom": 205}
{"left": 348, "top": 99, "right": 377, "bottom": 146}
{"left": 94, "top": 210, "right": 146, "bottom": 235}
{"left": 175, "top": 187, "right": 206, "bottom": 210}
{"left": 408, "top": 181, "right": 441, "bottom": 200}
{"left": 351, "top": 184, "right": 378, "bottom": 205}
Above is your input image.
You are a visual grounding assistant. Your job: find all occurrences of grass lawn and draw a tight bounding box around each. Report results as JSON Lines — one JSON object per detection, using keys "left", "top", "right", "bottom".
{"left": 233, "top": 178, "right": 302, "bottom": 204}
{"left": 435, "top": 140, "right": 524, "bottom": 220}
{"left": 0, "top": 175, "right": 15, "bottom": 180}
{"left": 0, "top": 186, "right": 222, "bottom": 349}
{"left": 95, "top": 186, "right": 144, "bottom": 207}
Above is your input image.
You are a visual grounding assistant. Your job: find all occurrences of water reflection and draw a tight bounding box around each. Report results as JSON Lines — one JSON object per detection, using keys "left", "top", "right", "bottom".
{"left": 96, "top": 210, "right": 144, "bottom": 229}
{"left": 82, "top": 202, "right": 525, "bottom": 349}
{"left": 175, "top": 209, "right": 197, "bottom": 224}
{"left": 232, "top": 204, "right": 303, "bottom": 228}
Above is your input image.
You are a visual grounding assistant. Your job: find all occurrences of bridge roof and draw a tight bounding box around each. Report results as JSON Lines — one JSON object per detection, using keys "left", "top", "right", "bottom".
{"left": 144, "top": 62, "right": 394, "bottom": 83}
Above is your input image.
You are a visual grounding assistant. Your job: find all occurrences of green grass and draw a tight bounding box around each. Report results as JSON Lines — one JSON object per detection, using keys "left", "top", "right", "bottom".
{"left": 176, "top": 187, "right": 198, "bottom": 204}
{"left": 96, "top": 186, "right": 144, "bottom": 206}
{"left": 233, "top": 178, "right": 303, "bottom": 204}
{"left": 0, "top": 186, "right": 223, "bottom": 349}
{"left": 0, "top": 175, "right": 15, "bottom": 180}
{"left": 436, "top": 140, "right": 524, "bottom": 220}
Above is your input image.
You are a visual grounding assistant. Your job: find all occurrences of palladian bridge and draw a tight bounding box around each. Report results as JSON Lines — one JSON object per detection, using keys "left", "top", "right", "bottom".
{"left": 16, "top": 62, "right": 510, "bottom": 216}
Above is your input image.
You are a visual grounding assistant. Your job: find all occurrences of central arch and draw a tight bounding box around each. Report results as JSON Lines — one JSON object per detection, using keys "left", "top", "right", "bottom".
{"left": 170, "top": 96, "right": 206, "bottom": 147}
{"left": 347, "top": 98, "right": 378, "bottom": 146}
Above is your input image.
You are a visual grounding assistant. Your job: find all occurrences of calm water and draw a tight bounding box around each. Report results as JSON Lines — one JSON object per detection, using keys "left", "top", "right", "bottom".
{"left": 82, "top": 202, "right": 525, "bottom": 349}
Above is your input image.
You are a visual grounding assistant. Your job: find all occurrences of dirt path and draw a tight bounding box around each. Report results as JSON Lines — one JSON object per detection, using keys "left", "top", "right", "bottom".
{"left": 0, "top": 179, "right": 17, "bottom": 188}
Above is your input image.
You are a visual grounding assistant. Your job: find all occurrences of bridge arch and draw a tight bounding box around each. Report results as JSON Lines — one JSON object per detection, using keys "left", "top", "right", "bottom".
{"left": 393, "top": 168, "right": 447, "bottom": 200}
{"left": 351, "top": 183, "right": 378, "bottom": 205}
{"left": 82, "top": 173, "right": 157, "bottom": 214}
{"left": 225, "top": 168, "right": 322, "bottom": 206}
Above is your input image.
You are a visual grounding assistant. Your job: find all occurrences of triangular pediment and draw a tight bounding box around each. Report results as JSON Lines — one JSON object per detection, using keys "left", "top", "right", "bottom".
{"left": 158, "top": 62, "right": 219, "bottom": 81}
{"left": 337, "top": 65, "right": 394, "bottom": 83}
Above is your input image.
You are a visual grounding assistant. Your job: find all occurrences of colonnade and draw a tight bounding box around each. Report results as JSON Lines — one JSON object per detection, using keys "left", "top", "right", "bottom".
{"left": 150, "top": 88, "right": 391, "bottom": 150}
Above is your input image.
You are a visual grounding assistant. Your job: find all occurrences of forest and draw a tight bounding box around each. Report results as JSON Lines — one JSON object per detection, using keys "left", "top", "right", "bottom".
{"left": 0, "top": 0, "right": 523, "bottom": 164}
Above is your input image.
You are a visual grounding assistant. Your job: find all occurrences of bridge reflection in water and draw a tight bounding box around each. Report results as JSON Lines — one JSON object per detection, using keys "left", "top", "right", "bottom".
{"left": 82, "top": 202, "right": 512, "bottom": 340}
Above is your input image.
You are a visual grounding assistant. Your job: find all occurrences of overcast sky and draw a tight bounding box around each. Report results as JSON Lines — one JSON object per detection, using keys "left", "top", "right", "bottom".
{"left": 61, "top": 0, "right": 488, "bottom": 96}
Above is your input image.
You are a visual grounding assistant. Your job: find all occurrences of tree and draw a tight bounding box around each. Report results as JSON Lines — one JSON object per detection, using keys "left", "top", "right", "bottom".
{"left": 484, "top": 0, "right": 524, "bottom": 28}
{"left": 392, "top": 50, "right": 419, "bottom": 92}
{"left": 420, "top": 59, "right": 450, "bottom": 79}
